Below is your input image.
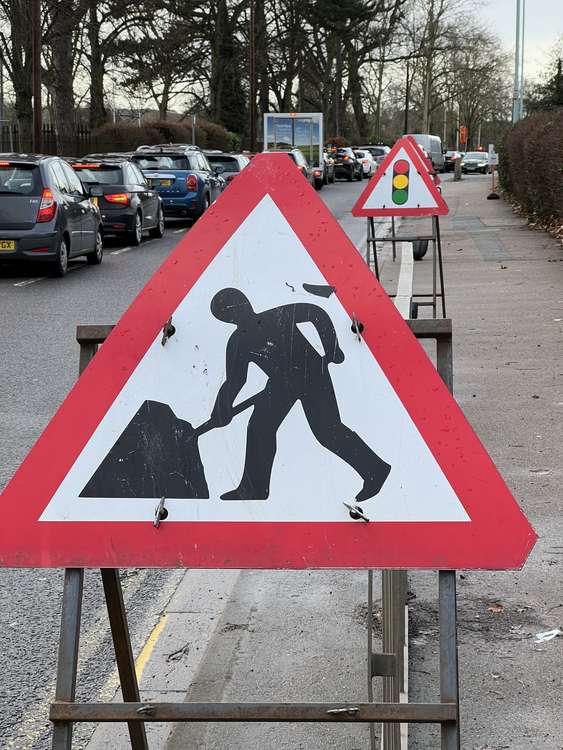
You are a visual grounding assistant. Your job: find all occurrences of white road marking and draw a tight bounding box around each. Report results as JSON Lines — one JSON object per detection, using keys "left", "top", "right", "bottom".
{"left": 13, "top": 277, "right": 47, "bottom": 287}
{"left": 110, "top": 246, "right": 132, "bottom": 256}
{"left": 394, "top": 242, "right": 414, "bottom": 318}
{"left": 174, "top": 228, "right": 186, "bottom": 234}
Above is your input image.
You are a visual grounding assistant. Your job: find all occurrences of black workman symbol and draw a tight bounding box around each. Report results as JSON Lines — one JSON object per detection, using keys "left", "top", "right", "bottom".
{"left": 209, "top": 288, "right": 391, "bottom": 502}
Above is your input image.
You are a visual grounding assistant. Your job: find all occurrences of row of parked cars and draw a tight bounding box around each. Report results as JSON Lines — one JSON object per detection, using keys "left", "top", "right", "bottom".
{"left": 0, "top": 145, "right": 251, "bottom": 277}
{"left": 272, "top": 144, "right": 390, "bottom": 191}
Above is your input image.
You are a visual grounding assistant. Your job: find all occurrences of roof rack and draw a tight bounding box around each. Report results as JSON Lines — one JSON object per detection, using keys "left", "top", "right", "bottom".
{"left": 134, "top": 144, "right": 201, "bottom": 153}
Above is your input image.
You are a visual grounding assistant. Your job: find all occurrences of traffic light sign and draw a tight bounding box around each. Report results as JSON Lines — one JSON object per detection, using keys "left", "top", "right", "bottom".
{"left": 392, "top": 159, "right": 409, "bottom": 205}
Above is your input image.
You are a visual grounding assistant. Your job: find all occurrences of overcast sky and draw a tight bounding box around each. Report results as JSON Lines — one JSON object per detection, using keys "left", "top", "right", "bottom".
{"left": 479, "top": 0, "right": 562, "bottom": 79}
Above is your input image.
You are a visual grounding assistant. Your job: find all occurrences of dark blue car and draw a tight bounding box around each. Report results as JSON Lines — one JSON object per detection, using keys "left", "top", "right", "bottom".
{"left": 131, "top": 145, "right": 224, "bottom": 220}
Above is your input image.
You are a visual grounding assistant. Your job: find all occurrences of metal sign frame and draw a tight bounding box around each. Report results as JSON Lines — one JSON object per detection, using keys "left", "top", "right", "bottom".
{"left": 49, "top": 321, "right": 460, "bottom": 750}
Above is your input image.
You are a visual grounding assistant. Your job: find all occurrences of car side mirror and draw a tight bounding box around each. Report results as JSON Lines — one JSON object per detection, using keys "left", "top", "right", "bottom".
{"left": 213, "top": 165, "right": 225, "bottom": 175}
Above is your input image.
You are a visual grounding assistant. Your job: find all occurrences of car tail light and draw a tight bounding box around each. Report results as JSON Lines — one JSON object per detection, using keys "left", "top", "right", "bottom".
{"left": 105, "top": 193, "right": 130, "bottom": 205}
{"left": 363, "top": 159, "right": 368, "bottom": 165}
{"left": 342, "top": 155, "right": 349, "bottom": 161}
{"left": 186, "top": 174, "right": 198, "bottom": 191}
{"left": 30, "top": 246, "right": 50, "bottom": 253}
{"left": 37, "top": 188, "right": 57, "bottom": 223}
{"left": 313, "top": 169, "right": 321, "bottom": 177}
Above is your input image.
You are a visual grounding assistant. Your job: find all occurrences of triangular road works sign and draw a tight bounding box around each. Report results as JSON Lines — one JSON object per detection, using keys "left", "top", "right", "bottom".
{"left": 405, "top": 135, "right": 441, "bottom": 186}
{"left": 0, "top": 154, "right": 535, "bottom": 569}
{"left": 353, "top": 136, "right": 448, "bottom": 217}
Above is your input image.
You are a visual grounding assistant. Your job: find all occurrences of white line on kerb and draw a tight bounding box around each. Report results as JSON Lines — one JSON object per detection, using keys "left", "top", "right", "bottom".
{"left": 394, "top": 242, "right": 414, "bottom": 319}
{"left": 110, "top": 246, "right": 132, "bottom": 256}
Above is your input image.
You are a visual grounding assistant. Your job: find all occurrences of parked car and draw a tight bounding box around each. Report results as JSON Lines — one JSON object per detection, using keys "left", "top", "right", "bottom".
{"left": 333, "top": 147, "right": 363, "bottom": 181}
{"left": 267, "top": 149, "right": 315, "bottom": 187}
{"left": 322, "top": 152, "right": 336, "bottom": 185}
{"left": 444, "top": 150, "right": 462, "bottom": 172}
{"left": 357, "top": 144, "right": 390, "bottom": 166}
{"left": 0, "top": 153, "right": 103, "bottom": 277}
{"left": 409, "top": 134, "right": 445, "bottom": 172}
{"left": 69, "top": 157, "right": 164, "bottom": 245}
{"left": 203, "top": 151, "right": 250, "bottom": 186}
{"left": 461, "top": 151, "right": 489, "bottom": 174}
{"left": 354, "top": 149, "right": 377, "bottom": 178}
{"left": 131, "top": 145, "right": 224, "bottom": 221}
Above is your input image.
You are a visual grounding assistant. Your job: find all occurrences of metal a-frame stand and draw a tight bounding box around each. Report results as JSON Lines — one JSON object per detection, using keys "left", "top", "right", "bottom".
{"left": 366, "top": 214, "right": 447, "bottom": 319}
{"left": 50, "top": 322, "right": 460, "bottom": 749}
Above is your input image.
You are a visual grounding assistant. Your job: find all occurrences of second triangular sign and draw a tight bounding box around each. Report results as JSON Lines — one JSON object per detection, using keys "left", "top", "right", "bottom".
{"left": 353, "top": 136, "right": 449, "bottom": 217}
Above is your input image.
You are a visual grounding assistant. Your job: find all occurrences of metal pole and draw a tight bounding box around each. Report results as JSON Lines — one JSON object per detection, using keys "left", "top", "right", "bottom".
{"left": 403, "top": 59, "right": 410, "bottom": 134}
{"left": 512, "top": 0, "right": 522, "bottom": 123}
{"left": 31, "top": 0, "right": 42, "bottom": 152}
{"left": 192, "top": 114, "right": 196, "bottom": 145}
{"left": 249, "top": 0, "right": 257, "bottom": 152}
{"left": 519, "top": 0, "right": 526, "bottom": 119}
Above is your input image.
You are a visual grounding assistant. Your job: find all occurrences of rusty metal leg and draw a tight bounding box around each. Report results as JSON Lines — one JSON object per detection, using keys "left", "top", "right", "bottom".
{"left": 391, "top": 216, "right": 397, "bottom": 261}
{"left": 367, "top": 570, "right": 377, "bottom": 750}
{"left": 439, "top": 571, "right": 461, "bottom": 750}
{"left": 52, "top": 568, "right": 84, "bottom": 750}
{"left": 382, "top": 570, "right": 402, "bottom": 750}
{"left": 434, "top": 216, "right": 447, "bottom": 318}
{"left": 101, "top": 569, "right": 149, "bottom": 750}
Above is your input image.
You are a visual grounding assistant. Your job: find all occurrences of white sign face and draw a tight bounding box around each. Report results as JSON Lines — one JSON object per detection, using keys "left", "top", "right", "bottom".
{"left": 41, "top": 195, "right": 468, "bottom": 525}
{"left": 488, "top": 152, "right": 499, "bottom": 166}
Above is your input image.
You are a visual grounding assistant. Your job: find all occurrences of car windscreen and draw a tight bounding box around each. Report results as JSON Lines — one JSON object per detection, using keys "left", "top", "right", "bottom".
{"left": 72, "top": 165, "right": 123, "bottom": 184}
{"left": 132, "top": 154, "right": 192, "bottom": 170}
{"left": 465, "top": 152, "right": 485, "bottom": 159}
{"left": 0, "top": 163, "right": 42, "bottom": 195}
{"left": 207, "top": 157, "right": 240, "bottom": 172}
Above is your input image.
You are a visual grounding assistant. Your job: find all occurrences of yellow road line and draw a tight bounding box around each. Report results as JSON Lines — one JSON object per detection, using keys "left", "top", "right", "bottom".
{"left": 135, "top": 613, "right": 168, "bottom": 681}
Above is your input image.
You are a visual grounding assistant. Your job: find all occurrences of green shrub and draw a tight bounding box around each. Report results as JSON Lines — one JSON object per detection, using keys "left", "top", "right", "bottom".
{"left": 91, "top": 117, "right": 233, "bottom": 155}
{"left": 500, "top": 109, "right": 563, "bottom": 221}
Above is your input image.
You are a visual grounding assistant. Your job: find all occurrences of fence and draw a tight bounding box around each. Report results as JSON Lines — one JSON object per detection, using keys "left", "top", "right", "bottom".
{"left": 0, "top": 123, "right": 117, "bottom": 158}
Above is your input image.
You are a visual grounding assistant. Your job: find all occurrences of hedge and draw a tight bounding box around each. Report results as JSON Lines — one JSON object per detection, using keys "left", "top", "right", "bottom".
{"left": 91, "top": 117, "right": 231, "bottom": 154}
{"left": 499, "top": 109, "right": 563, "bottom": 223}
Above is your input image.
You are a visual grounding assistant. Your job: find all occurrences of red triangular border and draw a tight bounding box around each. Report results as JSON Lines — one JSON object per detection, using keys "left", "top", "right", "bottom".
{"left": 0, "top": 154, "right": 535, "bottom": 569}
{"left": 352, "top": 137, "right": 449, "bottom": 217}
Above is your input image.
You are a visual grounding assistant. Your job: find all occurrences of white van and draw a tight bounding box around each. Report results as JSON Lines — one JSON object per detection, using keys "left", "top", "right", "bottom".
{"left": 409, "top": 134, "right": 445, "bottom": 172}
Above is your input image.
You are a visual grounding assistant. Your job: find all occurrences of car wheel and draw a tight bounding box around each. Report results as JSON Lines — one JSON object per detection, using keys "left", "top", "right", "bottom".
{"left": 149, "top": 206, "right": 165, "bottom": 238}
{"left": 51, "top": 235, "right": 69, "bottom": 278}
{"left": 87, "top": 229, "right": 103, "bottom": 265}
{"left": 196, "top": 193, "right": 210, "bottom": 220}
{"left": 346, "top": 171, "right": 353, "bottom": 182}
{"left": 128, "top": 211, "right": 143, "bottom": 246}
{"left": 314, "top": 177, "right": 323, "bottom": 190}
{"left": 356, "top": 169, "right": 363, "bottom": 181}
{"left": 413, "top": 240, "right": 429, "bottom": 261}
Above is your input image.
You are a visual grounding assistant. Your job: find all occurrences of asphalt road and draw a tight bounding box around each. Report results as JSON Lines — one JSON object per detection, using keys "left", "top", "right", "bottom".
{"left": 0, "top": 176, "right": 370, "bottom": 750}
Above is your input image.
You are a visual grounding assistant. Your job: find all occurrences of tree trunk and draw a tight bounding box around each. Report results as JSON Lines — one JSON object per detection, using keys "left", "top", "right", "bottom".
{"left": 347, "top": 43, "right": 368, "bottom": 140}
{"left": 88, "top": 2, "right": 106, "bottom": 129}
{"left": 9, "top": 1, "right": 33, "bottom": 149}
{"left": 48, "top": 1, "right": 80, "bottom": 155}
{"left": 255, "top": 0, "right": 269, "bottom": 115}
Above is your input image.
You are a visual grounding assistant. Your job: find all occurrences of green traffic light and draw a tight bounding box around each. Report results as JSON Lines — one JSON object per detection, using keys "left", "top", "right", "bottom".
{"left": 392, "top": 188, "right": 408, "bottom": 205}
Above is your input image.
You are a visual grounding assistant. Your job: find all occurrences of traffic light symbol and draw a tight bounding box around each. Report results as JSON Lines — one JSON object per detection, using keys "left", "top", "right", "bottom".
{"left": 392, "top": 159, "right": 409, "bottom": 205}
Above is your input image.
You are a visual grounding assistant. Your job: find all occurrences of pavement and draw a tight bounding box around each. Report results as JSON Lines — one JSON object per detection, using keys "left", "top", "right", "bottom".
{"left": 0, "top": 172, "right": 561, "bottom": 750}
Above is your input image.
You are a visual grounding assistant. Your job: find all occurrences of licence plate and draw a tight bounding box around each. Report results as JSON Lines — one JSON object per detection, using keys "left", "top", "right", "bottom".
{"left": 160, "top": 179, "right": 172, "bottom": 187}
{"left": 0, "top": 240, "right": 15, "bottom": 252}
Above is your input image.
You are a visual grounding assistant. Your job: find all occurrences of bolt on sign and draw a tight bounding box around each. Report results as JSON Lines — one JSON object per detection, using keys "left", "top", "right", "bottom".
{"left": 352, "top": 136, "right": 448, "bottom": 217}
{"left": 0, "top": 154, "right": 536, "bottom": 570}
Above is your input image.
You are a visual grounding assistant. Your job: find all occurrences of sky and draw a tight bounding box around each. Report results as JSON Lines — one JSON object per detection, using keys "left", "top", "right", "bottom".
{"left": 480, "top": 0, "right": 562, "bottom": 80}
